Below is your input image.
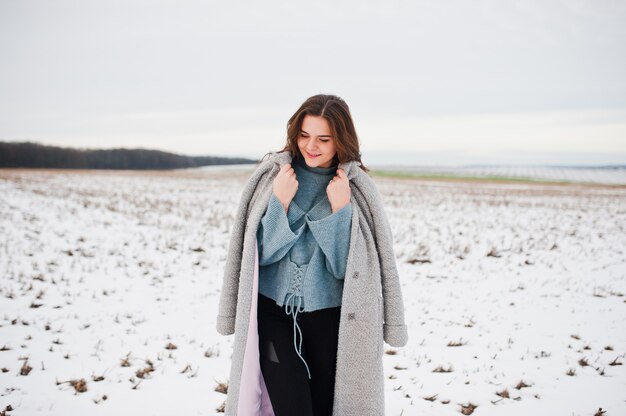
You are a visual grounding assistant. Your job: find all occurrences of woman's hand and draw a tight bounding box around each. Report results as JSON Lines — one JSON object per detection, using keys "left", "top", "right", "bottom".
{"left": 327, "top": 168, "right": 351, "bottom": 213}
{"left": 273, "top": 163, "right": 298, "bottom": 212}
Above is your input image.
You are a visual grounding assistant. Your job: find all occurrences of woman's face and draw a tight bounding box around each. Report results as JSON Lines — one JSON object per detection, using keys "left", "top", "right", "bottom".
{"left": 297, "top": 114, "right": 337, "bottom": 168}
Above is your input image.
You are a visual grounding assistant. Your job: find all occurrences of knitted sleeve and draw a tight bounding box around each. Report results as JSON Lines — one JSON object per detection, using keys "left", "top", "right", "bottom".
{"left": 306, "top": 202, "right": 353, "bottom": 279}
{"left": 257, "top": 192, "right": 307, "bottom": 266}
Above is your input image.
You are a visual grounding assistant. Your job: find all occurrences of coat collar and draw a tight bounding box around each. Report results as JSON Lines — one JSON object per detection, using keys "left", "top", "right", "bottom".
{"left": 268, "top": 151, "right": 362, "bottom": 181}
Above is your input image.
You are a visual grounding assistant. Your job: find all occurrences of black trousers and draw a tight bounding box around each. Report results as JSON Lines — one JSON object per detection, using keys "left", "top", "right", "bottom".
{"left": 257, "top": 293, "right": 341, "bottom": 416}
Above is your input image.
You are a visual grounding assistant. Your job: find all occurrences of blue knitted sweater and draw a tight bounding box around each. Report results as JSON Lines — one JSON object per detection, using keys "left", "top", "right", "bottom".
{"left": 257, "top": 155, "right": 352, "bottom": 309}
{"left": 256, "top": 156, "right": 352, "bottom": 378}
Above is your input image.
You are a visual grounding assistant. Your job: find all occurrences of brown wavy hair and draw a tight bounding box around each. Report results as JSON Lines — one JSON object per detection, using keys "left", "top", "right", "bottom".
{"left": 261, "top": 94, "right": 369, "bottom": 173}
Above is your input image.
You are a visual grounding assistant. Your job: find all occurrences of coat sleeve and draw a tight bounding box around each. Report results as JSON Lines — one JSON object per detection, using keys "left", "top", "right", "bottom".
{"left": 216, "top": 162, "right": 272, "bottom": 336}
{"left": 366, "top": 177, "right": 408, "bottom": 347}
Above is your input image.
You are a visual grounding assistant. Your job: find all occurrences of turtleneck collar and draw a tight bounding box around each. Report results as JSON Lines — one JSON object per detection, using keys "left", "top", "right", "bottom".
{"left": 294, "top": 155, "right": 337, "bottom": 175}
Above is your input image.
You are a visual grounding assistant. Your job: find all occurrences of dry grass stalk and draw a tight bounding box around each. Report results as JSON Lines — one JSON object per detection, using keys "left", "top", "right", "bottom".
{"left": 447, "top": 338, "right": 466, "bottom": 347}
{"left": 215, "top": 382, "right": 228, "bottom": 394}
{"left": 460, "top": 402, "right": 478, "bottom": 415}
{"left": 432, "top": 364, "right": 453, "bottom": 373}
{"left": 69, "top": 378, "right": 87, "bottom": 393}
{"left": 496, "top": 388, "right": 509, "bottom": 398}
{"left": 136, "top": 360, "right": 155, "bottom": 379}
{"left": 20, "top": 360, "right": 32, "bottom": 376}
{"left": 120, "top": 352, "right": 131, "bottom": 367}
{"left": 204, "top": 347, "right": 219, "bottom": 358}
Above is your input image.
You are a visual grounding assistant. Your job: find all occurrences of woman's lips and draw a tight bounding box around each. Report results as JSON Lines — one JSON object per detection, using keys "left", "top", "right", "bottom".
{"left": 306, "top": 151, "right": 320, "bottom": 158}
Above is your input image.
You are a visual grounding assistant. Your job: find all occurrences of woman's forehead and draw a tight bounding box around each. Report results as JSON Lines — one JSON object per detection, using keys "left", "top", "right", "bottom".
{"left": 301, "top": 114, "right": 332, "bottom": 136}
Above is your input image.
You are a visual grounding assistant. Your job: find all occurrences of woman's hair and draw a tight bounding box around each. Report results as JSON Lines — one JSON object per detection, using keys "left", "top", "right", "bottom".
{"left": 261, "top": 94, "right": 369, "bottom": 172}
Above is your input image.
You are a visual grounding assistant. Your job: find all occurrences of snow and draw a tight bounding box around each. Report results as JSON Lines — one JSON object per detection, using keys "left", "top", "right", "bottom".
{"left": 1, "top": 167, "right": 624, "bottom": 416}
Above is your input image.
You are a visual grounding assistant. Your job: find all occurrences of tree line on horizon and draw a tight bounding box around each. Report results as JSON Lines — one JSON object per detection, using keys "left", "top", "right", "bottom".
{"left": 0, "top": 141, "right": 257, "bottom": 169}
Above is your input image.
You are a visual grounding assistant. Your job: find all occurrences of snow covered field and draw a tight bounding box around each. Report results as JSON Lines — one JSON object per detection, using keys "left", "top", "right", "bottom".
{"left": 1, "top": 166, "right": 625, "bottom": 416}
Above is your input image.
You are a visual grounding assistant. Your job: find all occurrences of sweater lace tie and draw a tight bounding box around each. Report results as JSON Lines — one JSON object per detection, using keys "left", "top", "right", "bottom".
{"left": 284, "top": 264, "right": 311, "bottom": 379}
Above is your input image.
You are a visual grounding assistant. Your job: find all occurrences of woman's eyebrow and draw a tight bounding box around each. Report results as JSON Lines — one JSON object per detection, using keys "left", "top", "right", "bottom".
{"left": 300, "top": 129, "right": 332, "bottom": 138}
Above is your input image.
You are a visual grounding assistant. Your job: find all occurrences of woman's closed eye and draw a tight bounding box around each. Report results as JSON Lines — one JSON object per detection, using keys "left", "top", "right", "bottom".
{"left": 300, "top": 134, "right": 329, "bottom": 143}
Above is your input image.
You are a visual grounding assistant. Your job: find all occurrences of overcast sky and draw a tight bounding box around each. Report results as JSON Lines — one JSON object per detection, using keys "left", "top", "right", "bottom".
{"left": 1, "top": 0, "right": 625, "bottom": 166}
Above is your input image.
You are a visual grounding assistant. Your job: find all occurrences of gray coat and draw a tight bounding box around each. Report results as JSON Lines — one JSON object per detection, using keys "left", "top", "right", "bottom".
{"left": 216, "top": 150, "right": 408, "bottom": 415}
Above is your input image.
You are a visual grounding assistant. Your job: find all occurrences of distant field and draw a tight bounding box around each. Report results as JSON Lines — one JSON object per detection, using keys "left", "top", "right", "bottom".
{"left": 198, "top": 162, "right": 626, "bottom": 187}
{"left": 369, "top": 165, "right": 626, "bottom": 186}
{"left": 3, "top": 165, "right": 625, "bottom": 188}
{"left": 369, "top": 169, "right": 626, "bottom": 188}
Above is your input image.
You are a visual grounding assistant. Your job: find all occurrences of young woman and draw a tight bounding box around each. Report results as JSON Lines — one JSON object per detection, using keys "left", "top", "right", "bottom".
{"left": 216, "top": 94, "right": 408, "bottom": 416}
